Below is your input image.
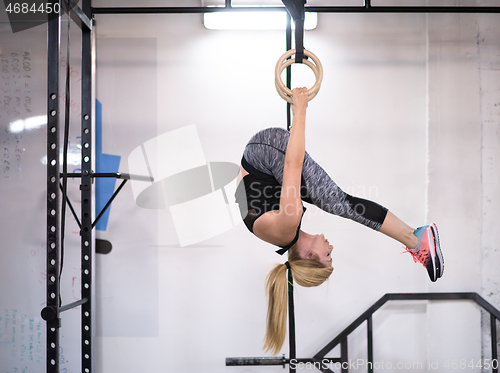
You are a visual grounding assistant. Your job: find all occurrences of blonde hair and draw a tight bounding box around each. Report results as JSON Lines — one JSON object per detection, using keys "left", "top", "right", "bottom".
{"left": 263, "top": 247, "right": 333, "bottom": 355}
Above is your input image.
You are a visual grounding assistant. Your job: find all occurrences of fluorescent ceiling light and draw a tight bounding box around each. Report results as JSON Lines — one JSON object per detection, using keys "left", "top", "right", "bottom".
{"left": 204, "top": 11, "right": 317, "bottom": 30}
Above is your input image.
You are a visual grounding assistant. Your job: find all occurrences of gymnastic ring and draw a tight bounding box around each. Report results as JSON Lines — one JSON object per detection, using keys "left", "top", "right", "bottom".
{"left": 275, "top": 50, "right": 323, "bottom": 101}
{"left": 275, "top": 58, "right": 320, "bottom": 103}
{"left": 276, "top": 57, "right": 321, "bottom": 96}
{"left": 275, "top": 49, "right": 323, "bottom": 103}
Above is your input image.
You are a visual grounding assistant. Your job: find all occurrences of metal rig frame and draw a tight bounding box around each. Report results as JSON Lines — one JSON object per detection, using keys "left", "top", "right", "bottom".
{"left": 43, "top": 1, "right": 500, "bottom": 372}
{"left": 44, "top": 1, "right": 93, "bottom": 373}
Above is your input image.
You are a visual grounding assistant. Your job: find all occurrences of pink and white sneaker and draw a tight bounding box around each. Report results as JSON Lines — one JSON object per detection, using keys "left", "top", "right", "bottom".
{"left": 404, "top": 224, "right": 444, "bottom": 282}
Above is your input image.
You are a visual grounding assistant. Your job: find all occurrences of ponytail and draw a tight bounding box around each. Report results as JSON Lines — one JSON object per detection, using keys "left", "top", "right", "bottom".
{"left": 263, "top": 248, "right": 333, "bottom": 355}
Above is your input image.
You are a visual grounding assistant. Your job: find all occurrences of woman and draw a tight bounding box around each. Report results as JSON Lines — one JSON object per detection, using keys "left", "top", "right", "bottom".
{"left": 234, "top": 88, "right": 444, "bottom": 355}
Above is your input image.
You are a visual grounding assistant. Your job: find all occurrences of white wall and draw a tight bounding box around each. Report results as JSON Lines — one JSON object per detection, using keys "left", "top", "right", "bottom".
{"left": 477, "top": 13, "right": 500, "bottom": 367}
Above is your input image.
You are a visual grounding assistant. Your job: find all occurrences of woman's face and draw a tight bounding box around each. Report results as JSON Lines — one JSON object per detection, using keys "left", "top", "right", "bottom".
{"left": 309, "top": 234, "right": 333, "bottom": 267}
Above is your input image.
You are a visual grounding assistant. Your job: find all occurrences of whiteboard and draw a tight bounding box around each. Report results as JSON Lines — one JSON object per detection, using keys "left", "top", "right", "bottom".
{"left": 0, "top": 16, "right": 84, "bottom": 373}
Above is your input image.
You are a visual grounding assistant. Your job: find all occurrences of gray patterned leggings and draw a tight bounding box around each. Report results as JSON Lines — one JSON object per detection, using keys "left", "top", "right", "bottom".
{"left": 242, "top": 127, "right": 388, "bottom": 231}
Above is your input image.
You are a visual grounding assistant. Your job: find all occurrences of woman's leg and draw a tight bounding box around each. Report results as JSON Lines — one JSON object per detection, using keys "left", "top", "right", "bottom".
{"left": 379, "top": 211, "right": 419, "bottom": 249}
{"left": 301, "top": 149, "right": 444, "bottom": 281}
{"left": 243, "top": 128, "right": 418, "bottom": 247}
{"left": 300, "top": 152, "right": 389, "bottom": 231}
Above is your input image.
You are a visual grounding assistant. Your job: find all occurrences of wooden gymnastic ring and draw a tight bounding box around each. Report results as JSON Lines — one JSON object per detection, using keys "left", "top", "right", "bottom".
{"left": 276, "top": 57, "right": 321, "bottom": 95}
{"left": 275, "top": 58, "right": 320, "bottom": 103}
{"left": 275, "top": 49, "right": 323, "bottom": 103}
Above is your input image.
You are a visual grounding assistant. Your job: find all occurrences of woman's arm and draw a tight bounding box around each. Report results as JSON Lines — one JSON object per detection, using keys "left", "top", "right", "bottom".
{"left": 278, "top": 87, "right": 308, "bottom": 226}
{"left": 253, "top": 88, "right": 309, "bottom": 245}
{"left": 284, "top": 88, "right": 308, "bottom": 174}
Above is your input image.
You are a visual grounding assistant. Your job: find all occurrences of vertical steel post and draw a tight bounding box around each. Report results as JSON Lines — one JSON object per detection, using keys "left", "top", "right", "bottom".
{"left": 46, "top": 3, "right": 61, "bottom": 372}
{"left": 81, "top": 0, "right": 93, "bottom": 372}
{"left": 340, "top": 337, "right": 348, "bottom": 373}
{"left": 492, "top": 314, "right": 498, "bottom": 373}
{"left": 288, "top": 269, "right": 296, "bottom": 372}
{"left": 367, "top": 316, "right": 373, "bottom": 373}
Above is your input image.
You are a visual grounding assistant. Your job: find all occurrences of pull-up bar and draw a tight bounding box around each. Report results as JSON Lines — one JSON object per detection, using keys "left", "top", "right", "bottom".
{"left": 91, "top": 5, "right": 500, "bottom": 14}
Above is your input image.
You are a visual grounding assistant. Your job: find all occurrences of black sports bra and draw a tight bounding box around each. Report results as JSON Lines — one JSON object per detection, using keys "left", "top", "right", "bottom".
{"left": 234, "top": 156, "right": 306, "bottom": 254}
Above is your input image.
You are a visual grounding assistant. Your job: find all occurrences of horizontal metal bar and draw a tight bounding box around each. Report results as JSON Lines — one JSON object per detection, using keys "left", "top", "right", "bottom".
{"left": 386, "top": 293, "right": 500, "bottom": 319}
{"left": 62, "top": 172, "right": 153, "bottom": 181}
{"left": 96, "top": 172, "right": 126, "bottom": 178}
{"left": 91, "top": 172, "right": 153, "bottom": 181}
{"left": 91, "top": 5, "right": 500, "bottom": 14}
{"left": 226, "top": 357, "right": 286, "bottom": 366}
{"left": 386, "top": 292, "right": 476, "bottom": 301}
{"left": 60, "top": 298, "right": 88, "bottom": 313}
{"left": 92, "top": 6, "right": 283, "bottom": 14}
{"left": 225, "top": 357, "right": 341, "bottom": 366}
{"left": 115, "top": 172, "right": 153, "bottom": 181}
{"left": 307, "top": 6, "right": 500, "bottom": 13}
{"left": 41, "top": 298, "right": 87, "bottom": 320}
{"left": 63, "top": 172, "right": 89, "bottom": 178}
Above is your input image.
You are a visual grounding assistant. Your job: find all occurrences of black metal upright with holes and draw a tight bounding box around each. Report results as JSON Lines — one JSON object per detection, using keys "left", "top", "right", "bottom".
{"left": 44, "top": 1, "right": 93, "bottom": 372}
{"left": 46, "top": 3, "right": 62, "bottom": 372}
{"left": 81, "top": 1, "right": 93, "bottom": 372}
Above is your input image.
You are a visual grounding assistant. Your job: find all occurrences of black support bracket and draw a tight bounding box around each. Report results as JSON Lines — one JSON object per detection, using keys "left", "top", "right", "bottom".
{"left": 62, "top": 0, "right": 93, "bottom": 30}
{"left": 282, "top": 0, "right": 306, "bottom": 63}
{"left": 60, "top": 172, "right": 153, "bottom": 229}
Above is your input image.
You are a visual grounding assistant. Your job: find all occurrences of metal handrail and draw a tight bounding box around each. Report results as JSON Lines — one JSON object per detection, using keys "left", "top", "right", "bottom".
{"left": 226, "top": 292, "right": 499, "bottom": 373}
{"left": 314, "top": 292, "right": 499, "bottom": 373}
